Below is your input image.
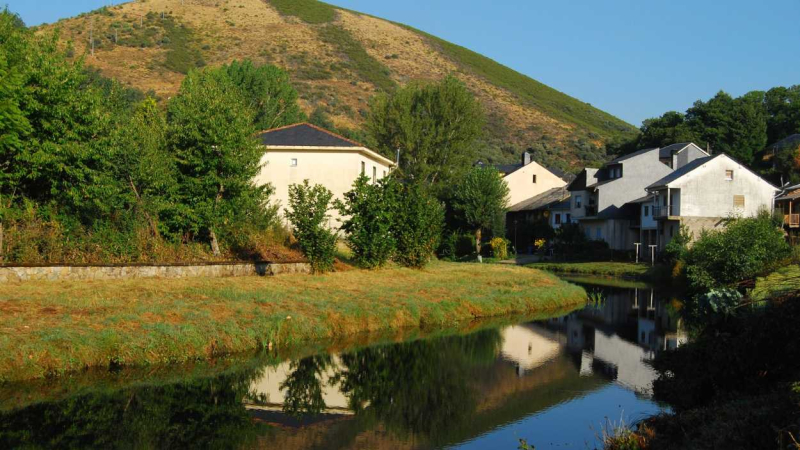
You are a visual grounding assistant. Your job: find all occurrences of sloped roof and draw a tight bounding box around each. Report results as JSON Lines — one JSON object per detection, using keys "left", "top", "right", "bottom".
{"left": 495, "top": 163, "right": 523, "bottom": 175}
{"left": 657, "top": 143, "right": 694, "bottom": 159}
{"left": 567, "top": 168, "right": 599, "bottom": 191}
{"left": 508, "top": 187, "right": 571, "bottom": 212}
{"left": 646, "top": 155, "right": 718, "bottom": 189}
{"left": 607, "top": 147, "right": 658, "bottom": 164}
{"left": 547, "top": 166, "right": 577, "bottom": 183}
{"left": 628, "top": 194, "right": 656, "bottom": 204}
{"left": 257, "top": 123, "right": 361, "bottom": 148}
{"left": 768, "top": 134, "right": 800, "bottom": 151}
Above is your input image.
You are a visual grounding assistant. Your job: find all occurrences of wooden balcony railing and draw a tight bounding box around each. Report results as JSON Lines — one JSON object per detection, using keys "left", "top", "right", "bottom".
{"left": 785, "top": 214, "right": 800, "bottom": 228}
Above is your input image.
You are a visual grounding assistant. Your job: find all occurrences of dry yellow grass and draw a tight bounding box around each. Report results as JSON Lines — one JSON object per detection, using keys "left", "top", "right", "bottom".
{"left": 0, "top": 261, "right": 585, "bottom": 382}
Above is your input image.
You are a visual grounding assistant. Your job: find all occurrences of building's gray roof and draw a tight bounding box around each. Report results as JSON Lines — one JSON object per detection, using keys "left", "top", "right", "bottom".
{"left": 495, "top": 164, "right": 523, "bottom": 175}
{"left": 508, "top": 187, "right": 571, "bottom": 212}
{"left": 768, "top": 134, "right": 800, "bottom": 151}
{"left": 607, "top": 147, "right": 658, "bottom": 164}
{"left": 546, "top": 166, "right": 577, "bottom": 183}
{"left": 258, "top": 123, "right": 361, "bottom": 147}
{"left": 628, "top": 194, "right": 656, "bottom": 204}
{"left": 657, "top": 143, "right": 693, "bottom": 159}
{"left": 777, "top": 190, "right": 800, "bottom": 201}
{"left": 646, "top": 155, "right": 719, "bottom": 189}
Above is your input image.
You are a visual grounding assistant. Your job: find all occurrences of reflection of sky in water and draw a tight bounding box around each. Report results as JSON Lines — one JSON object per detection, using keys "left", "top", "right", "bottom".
{"left": 452, "top": 385, "right": 666, "bottom": 450}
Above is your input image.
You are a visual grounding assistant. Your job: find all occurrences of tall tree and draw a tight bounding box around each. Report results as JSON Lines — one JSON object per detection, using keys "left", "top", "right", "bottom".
{"left": 167, "top": 67, "right": 266, "bottom": 256}
{"left": 765, "top": 85, "right": 800, "bottom": 144}
{"left": 222, "top": 60, "right": 303, "bottom": 131}
{"left": 638, "top": 111, "right": 698, "bottom": 149}
{"left": 452, "top": 166, "right": 509, "bottom": 255}
{"left": 113, "top": 98, "right": 177, "bottom": 238}
{"left": 366, "top": 76, "right": 483, "bottom": 192}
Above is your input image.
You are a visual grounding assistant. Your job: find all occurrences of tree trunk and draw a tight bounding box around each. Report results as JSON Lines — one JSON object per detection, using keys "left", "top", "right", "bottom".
{"left": 129, "top": 178, "right": 159, "bottom": 238}
{"left": 209, "top": 229, "right": 221, "bottom": 257}
{"left": 475, "top": 228, "right": 482, "bottom": 256}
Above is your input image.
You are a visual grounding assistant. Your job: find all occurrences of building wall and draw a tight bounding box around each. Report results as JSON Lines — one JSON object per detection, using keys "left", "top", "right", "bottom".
{"left": 595, "top": 149, "right": 673, "bottom": 216}
{"left": 641, "top": 203, "right": 657, "bottom": 229}
{"left": 569, "top": 189, "right": 590, "bottom": 221}
{"left": 255, "top": 147, "right": 393, "bottom": 227}
{"left": 665, "top": 156, "right": 777, "bottom": 219}
{"left": 504, "top": 161, "right": 566, "bottom": 207}
{"left": 674, "top": 144, "right": 708, "bottom": 169}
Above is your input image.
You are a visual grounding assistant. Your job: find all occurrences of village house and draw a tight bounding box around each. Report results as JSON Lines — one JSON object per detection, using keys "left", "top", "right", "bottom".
{"left": 567, "top": 143, "right": 709, "bottom": 250}
{"left": 254, "top": 123, "right": 395, "bottom": 226}
{"left": 644, "top": 153, "right": 779, "bottom": 251}
{"left": 494, "top": 152, "right": 572, "bottom": 207}
{"left": 776, "top": 182, "right": 800, "bottom": 246}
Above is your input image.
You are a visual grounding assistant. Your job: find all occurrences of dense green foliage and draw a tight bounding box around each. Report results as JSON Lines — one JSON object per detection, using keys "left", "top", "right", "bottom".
{"left": 336, "top": 175, "right": 399, "bottom": 269}
{"left": 392, "top": 183, "right": 445, "bottom": 268}
{"left": 643, "top": 293, "right": 800, "bottom": 449}
{"left": 406, "top": 27, "right": 637, "bottom": 143}
{"left": 618, "top": 86, "right": 800, "bottom": 176}
{"left": 683, "top": 213, "right": 791, "bottom": 291}
{"left": 222, "top": 60, "right": 304, "bottom": 130}
{"left": 317, "top": 25, "right": 395, "bottom": 92}
{"left": 285, "top": 180, "right": 338, "bottom": 273}
{"left": 367, "top": 76, "right": 484, "bottom": 192}
{"left": 268, "top": 0, "right": 336, "bottom": 24}
{"left": 662, "top": 224, "right": 691, "bottom": 266}
{"left": 0, "top": 10, "right": 291, "bottom": 263}
{"left": 451, "top": 166, "right": 509, "bottom": 254}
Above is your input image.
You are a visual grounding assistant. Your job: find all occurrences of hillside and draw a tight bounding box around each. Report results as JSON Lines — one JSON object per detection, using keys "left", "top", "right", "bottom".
{"left": 38, "top": 0, "right": 637, "bottom": 169}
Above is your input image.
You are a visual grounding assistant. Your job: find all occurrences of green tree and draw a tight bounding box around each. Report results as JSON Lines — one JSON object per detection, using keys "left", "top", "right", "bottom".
{"left": 222, "top": 60, "right": 304, "bottom": 131}
{"left": 112, "top": 98, "right": 177, "bottom": 238}
{"left": 765, "top": 85, "right": 800, "bottom": 144}
{"left": 366, "top": 76, "right": 483, "bottom": 192}
{"left": 167, "top": 67, "right": 266, "bottom": 255}
{"left": 638, "top": 111, "right": 699, "bottom": 148}
{"left": 336, "top": 175, "right": 398, "bottom": 269}
{"left": 392, "top": 182, "right": 444, "bottom": 268}
{"left": 285, "top": 180, "right": 338, "bottom": 273}
{"left": 452, "top": 166, "right": 510, "bottom": 255}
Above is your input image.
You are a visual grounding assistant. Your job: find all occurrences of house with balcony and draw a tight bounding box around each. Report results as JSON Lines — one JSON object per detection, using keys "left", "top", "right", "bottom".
{"left": 644, "top": 153, "right": 779, "bottom": 250}
{"left": 776, "top": 183, "right": 800, "bottom": 246}
{"left": 566, "top": 143, "right": 708, "bottom": 250}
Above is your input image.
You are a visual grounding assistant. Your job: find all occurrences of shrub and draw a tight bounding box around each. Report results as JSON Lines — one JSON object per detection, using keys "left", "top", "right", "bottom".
{"left": 662, "top": 224, "right": 692, "bottom": 265}
{"left": 684, "top": 213, "right": 791, "bottom": 291}
{"left": 490, "top": 237, "right": 508, "bottom": 260}
{"left": 392, "top": 183, "right": 444, "bottom": 268}
{"left": 336, "top": 175, "right": 397, "bottom": 269}
{"left": 285, "top": 180, "right": 337, "bottom": 273}
{"left": 437, "top": 231, "right": 475, "bottom": 260}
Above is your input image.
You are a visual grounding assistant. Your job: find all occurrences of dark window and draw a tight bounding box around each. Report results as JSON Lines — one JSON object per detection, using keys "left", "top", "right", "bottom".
{"left": 532, "top": 174, "right": 537, "bottom": 183}
{"left": 372, "top": 166, "right": 376, "bottom": 182}
{"left": 644, "top": 206, "right": 649, "bottom": 216}
{"left": 566, "top": 214, "right": 571, "bottom": 223}
{"left": 361, "top": 161, "right": 365, "bottom": 174}
{"left": 555, "top": 213, "right": 561, "bottom": 224}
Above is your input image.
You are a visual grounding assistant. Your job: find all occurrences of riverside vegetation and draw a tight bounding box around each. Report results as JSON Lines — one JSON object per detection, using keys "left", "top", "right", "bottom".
{"left": 0, "top": 262, "right": 586, "bottom": 383}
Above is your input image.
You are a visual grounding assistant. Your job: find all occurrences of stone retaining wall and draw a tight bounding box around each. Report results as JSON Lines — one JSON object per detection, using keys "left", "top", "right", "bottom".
{"left": 0, "top": 262, "right": 310, "bottom": 283}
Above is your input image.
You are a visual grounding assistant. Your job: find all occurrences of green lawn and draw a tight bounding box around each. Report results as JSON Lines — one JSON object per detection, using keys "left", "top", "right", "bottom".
{"left": 526, "top": 261, "right": 654, "bottom": 279}
{"left": 0, "top": 261, "right": 586, "bottom": 382}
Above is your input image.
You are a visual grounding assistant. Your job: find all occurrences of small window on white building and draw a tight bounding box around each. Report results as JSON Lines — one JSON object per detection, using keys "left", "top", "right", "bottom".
{"left": 361, "top": 161, "right": 365, "bottom": 175}
{"left": 532, "top": 174, "right": 537, "bottom": 183}
{"left": 734, "top": 195, "right": 745, "bottom": 208}
{"left": 554, "top": 213, "right": 561, "bottom": 225}
{"left": 290, "top": 158, "right": 298, "bottom": 167}
{"left": 644, "top": 206, "right": 649, "bottom": 216}
{"left": 383, "top": 170, "right": 387, "bottom": 178}
{"left": 372, "top": 166, "right": 377, "bottom": 182}
{"left": 725, "top": 170, "right": 734, "bottom": 181}
{"left": 575, "top": 195, "right": 583, "bottom": 208}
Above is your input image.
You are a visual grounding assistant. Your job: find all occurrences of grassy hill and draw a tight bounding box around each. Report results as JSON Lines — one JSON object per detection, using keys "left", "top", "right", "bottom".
{"left": 38, "top": 0, "right": 637, "bottom": 169}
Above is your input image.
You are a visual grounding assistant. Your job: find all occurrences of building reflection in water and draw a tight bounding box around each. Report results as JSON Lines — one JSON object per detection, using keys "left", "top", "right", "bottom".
{"left": 541, "top": 284, "right": 687, "bottom": 396}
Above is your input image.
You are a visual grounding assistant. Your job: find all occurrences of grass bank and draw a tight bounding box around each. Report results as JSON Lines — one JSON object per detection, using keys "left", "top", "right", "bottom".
{"left": 526, "top": 261, "right": 658, "bottom": 279}
{"left": 0, "top": 261, "right": 586, "bottom": 383}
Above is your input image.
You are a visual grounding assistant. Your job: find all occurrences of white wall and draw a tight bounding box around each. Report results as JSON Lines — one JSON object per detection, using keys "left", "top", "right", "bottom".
{"left": 255, "top": 147, "right": 394, "bottom": 227}
{"left": 666, "top": 155, "right": 777, "bottom": 218}
{"left": 504, "top": 161, "right": 566, "bottom": 207}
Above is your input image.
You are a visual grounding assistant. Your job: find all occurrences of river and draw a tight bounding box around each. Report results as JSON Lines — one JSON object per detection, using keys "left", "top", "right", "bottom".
{"left": 0, "top": 276, "right": 685, "bottom": 449}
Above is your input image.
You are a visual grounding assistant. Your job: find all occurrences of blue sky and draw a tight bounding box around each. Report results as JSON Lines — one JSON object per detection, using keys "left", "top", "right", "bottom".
{"left": 7, "top": 0, "right": 800, "bottom": 126}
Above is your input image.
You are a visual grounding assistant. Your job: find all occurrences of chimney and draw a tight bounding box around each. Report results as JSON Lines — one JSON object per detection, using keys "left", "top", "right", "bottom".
{"left": 522, "top": 151, "right": 532, "bottom": 166}
{"left": 706, "top": 142, "right": 712, "bottom": 155}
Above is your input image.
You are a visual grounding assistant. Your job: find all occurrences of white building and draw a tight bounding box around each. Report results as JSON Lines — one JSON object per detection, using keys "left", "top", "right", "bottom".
{"left": 254, "top": 123, "right": 395, "bottom": 226}
{"left": 645, "top": 153, "right": 779, "bottom": 249}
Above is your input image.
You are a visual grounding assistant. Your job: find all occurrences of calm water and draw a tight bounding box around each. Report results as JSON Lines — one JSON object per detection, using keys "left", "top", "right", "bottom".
{"left": 0, "top": 277, "right": 685, "bottom": 449}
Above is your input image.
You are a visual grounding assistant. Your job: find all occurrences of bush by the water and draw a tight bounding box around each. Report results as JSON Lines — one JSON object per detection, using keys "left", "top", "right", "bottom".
{"left": 285, "top": 180, "right": 337, "bottom": 273}
{"left": 438, "top": 231, "right": 476, "bottom": 261}
{"left": 392, "top": 183, "right": 444, "bottom": 268}
{"left": 336, "top": 175, "right": 398, "bottom": 269}
{"left": 489, "top": 237, "right": 509, "bottom": 260}
{"left": 683, "top": 212, "right": 791, "bottom": 291}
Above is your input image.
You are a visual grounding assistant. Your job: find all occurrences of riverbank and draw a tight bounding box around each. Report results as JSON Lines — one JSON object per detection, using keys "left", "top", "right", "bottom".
{"left": 526, "top": 261, "right": 663, "bottom": 280}
{"left": 0, "top": 261, "right": 586, "bottom": 383}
